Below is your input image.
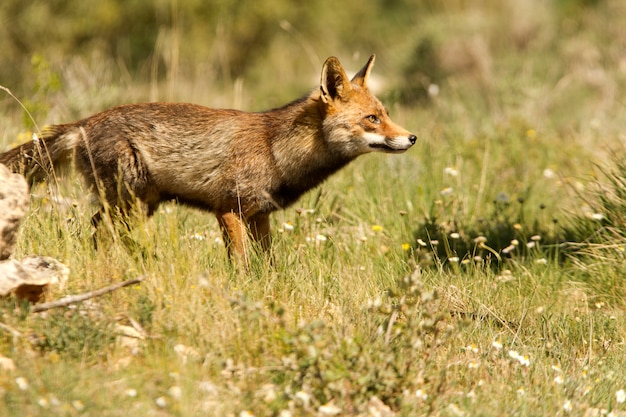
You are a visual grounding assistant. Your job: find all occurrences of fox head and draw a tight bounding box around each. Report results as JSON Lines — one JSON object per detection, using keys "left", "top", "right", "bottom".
{"left": 319, "top": 54, "right": 417, "bottom": 156}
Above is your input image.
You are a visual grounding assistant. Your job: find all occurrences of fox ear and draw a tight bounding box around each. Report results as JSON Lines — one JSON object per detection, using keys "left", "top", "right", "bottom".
{"left": 320, "top": 56, "right": 352, "bottom": 103}
{"left": 351, "top": 54, "right": 376, "bottom": 88}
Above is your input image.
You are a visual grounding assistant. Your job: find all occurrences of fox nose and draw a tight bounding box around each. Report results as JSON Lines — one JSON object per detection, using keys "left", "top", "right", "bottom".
{"left": 408, "top": 134, "right": 417, "bottom": 145}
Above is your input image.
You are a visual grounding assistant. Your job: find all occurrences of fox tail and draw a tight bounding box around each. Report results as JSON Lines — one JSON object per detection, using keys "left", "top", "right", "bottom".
{"left": 0, "top": 125, "right": 74, "bottom": 184}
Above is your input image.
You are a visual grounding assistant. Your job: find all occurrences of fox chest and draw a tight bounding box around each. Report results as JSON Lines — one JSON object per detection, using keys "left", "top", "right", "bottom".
{"left": 267, "top": 162, "right": 349, "bottom": 211}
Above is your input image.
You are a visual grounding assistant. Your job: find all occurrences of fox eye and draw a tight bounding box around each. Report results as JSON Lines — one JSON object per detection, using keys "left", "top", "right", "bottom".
{"left": 365, "top": 115, "right": 380, "bottom": 124}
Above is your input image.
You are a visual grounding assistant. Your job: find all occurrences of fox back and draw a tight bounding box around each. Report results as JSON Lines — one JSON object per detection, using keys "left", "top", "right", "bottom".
{"left": 0, "top": 55, "right": 416, "bottom": 260}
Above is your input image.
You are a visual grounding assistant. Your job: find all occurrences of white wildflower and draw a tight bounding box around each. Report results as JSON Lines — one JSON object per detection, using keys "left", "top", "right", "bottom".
{"left": 447, "top": 403, "right": 465, "bottom": 416}
{"left": 589, "top": 213, "right": 604, "bottom": 221}
{"left": 169, "top": 385, "right": 182, "bottom": 400}
{"left": 415, "top": 389, "right": 428, "bottom": 400}
{"left": 15, "top": 377, "right": 29, "bottom": 390}
{"left": 502, "top": 244, "right": 516, "bottom": 254}
{"left": 440, "top": 187, "right": 454, "bottom": 197}
{"left": 508, "top": 350, "right": 530, "bottom": 366}
{"left": 563, "top": 400, "right": 572, "bottom": 412}
{"left": 428, "top": 83, "right": 440, "bottom": 97}
{"left": 295, "top": 391, "right": 311, "bottom": 408}
{"left": 465, "top": 344, "right": 479, "bottom": 353}
{"left": 473, "top": 236, "right": 487, "bottom": 244}
{"left": 318, "top": 402, "right": 342, "bottom": 416}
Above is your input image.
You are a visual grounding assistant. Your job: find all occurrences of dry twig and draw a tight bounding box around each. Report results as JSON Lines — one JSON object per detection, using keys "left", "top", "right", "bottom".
{"left": 0, "top": 321, "right": 22, "bottom": 337}
{"left": 31, "top": 276, "right": 144, "bottom": 313}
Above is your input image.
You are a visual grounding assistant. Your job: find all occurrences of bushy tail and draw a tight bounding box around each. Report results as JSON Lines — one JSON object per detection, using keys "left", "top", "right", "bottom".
{"left": 0, "top": 125, "right": 73, "bottom": 184}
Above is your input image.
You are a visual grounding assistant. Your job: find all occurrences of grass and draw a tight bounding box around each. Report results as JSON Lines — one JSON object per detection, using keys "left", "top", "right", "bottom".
{"left": 2, "top": 2, "right": 626, "bottom": 416}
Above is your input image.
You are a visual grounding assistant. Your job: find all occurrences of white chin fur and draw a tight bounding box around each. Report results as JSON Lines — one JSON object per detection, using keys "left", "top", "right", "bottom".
{"left": 362, "top": 132, "right": 412, "bottom": 152}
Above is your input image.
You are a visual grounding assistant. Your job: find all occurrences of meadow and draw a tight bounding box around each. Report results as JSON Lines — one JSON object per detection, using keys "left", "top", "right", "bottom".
{"left": 1, "top": 1, "right": 625, "bottom": 416}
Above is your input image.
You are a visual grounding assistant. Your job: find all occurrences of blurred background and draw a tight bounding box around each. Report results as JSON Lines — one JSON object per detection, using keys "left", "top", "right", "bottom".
{"left": 1, "top": 0, "right": 624, "bottom": 128}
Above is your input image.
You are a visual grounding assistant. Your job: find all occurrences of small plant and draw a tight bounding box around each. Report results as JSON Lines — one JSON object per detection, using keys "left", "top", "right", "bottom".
{"left": 256, "top": 266, "right": 460, "bottom": 415}
{"left": 35, "top": 309, "right": 115, "bottom": 359}
{"left": 575, "top": 152, "right": 626, "bottom": 244}
{"left": 412, "top": 190, "right": 565, "bottom": 268}
{"left": 568, "top": 152, "right": 626, "bottom": 303}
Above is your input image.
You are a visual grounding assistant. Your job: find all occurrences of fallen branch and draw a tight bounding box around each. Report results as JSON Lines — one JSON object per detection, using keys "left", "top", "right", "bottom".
{"left": 31, "top": 276, "right": 144, "bottom": 313}
{"left": 0, "top": 321, "right": 22, "bottom": 337}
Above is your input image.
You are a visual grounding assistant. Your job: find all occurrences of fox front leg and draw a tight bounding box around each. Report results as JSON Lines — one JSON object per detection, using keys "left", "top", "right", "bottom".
{"left": 217, "top": 211, "right": 250, "bottom": 267}
{"left": 216, "top": 211, "right": 272, "bottom": 267}
{"left": 247, "top": 212, "right": 271, "bottom": 253}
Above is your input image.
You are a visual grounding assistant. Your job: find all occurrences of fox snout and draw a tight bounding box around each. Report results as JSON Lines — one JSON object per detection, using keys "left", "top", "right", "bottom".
{"left": 386, "top": 132, "right": 417, "bottom": 153}
{"left": 401, "top": 133, "right": 418, "bottom": 148}
{"left": 364, "top": 132, "right": 417, "bottom": 153}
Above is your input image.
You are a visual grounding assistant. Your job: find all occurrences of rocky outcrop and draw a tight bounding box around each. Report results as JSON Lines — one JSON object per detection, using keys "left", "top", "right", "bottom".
{"left": 0, "top": 256, "right": 69, "bottom": 301}
{"left": 0, "top": 164, "right": 68, "bottom": 301}
{"left": 0, "top": 163, "right": 29, "bottom": 260}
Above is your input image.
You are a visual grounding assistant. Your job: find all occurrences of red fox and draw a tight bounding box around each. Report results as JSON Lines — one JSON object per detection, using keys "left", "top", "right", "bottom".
{"left": 0, "top": 55, "right": 416, "bottom": 262}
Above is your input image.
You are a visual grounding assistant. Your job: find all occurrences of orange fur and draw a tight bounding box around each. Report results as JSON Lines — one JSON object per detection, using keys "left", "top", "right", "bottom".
{"left": 0, "top": 55, "right": 416, "bottom": 263}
